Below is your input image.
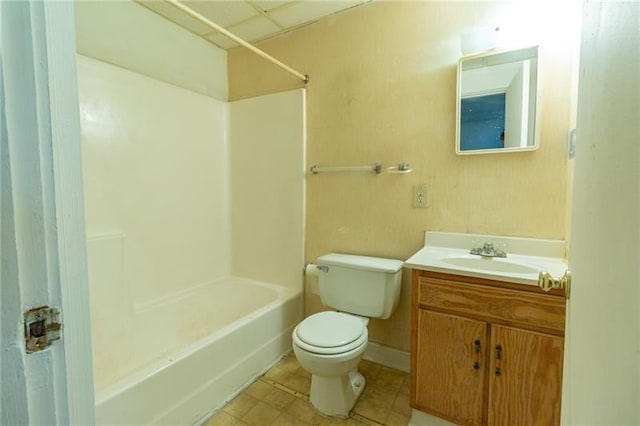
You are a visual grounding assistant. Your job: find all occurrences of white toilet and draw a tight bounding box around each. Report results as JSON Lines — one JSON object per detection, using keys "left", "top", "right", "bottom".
{"left": 292, "top": 253, "right": 404, "bottom": 417}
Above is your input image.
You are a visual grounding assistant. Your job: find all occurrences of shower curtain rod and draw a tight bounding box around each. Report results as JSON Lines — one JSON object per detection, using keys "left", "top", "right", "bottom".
{"left": 165, "top": 0, "right": 310, "bottom": 84}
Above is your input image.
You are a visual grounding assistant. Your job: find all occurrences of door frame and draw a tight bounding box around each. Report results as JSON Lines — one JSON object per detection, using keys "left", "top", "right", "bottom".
{"left": 1, "top": 1, "right": 94, "bottom": 424}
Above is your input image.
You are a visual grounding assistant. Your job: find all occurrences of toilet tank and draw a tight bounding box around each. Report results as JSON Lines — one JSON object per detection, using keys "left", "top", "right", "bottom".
{"left": 317, "top": 253, "right": 404, "bottom": 319}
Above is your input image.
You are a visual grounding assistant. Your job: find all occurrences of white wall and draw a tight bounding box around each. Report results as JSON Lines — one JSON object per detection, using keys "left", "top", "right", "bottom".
{"left": 74, "top": 0, "right": 228, "bottom": 101}
{"left": 563, "top": 1, "right": 639, "bottom": 424}
{"left": 462, "top": 61, "right": 524, "bottom": 95}
{"left": 504, "top": 63, "right": 528, "bottom": 148}
{"left": 79, "top": 54, "right": 231, "bottom": 304}
{"left": 230, "top": 90, "right": 306, "bottom": 291}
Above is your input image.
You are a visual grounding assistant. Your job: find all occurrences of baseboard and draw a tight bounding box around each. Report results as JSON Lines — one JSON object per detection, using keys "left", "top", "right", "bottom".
{"left": 409, "top": 409, "right": 457, "bottom": 426}
{"left": 363, "top": 341, "right": 410, "bottom": 373}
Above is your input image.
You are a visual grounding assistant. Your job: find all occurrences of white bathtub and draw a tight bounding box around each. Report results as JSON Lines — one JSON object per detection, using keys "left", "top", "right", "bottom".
{"left": 93, "top": 277, "right": 303, "bottom": 425}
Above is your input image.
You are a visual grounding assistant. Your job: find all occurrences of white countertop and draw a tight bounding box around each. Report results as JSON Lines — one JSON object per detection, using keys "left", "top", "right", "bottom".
{"left": 405, "top": 232, "right": 568, "bottom": 286}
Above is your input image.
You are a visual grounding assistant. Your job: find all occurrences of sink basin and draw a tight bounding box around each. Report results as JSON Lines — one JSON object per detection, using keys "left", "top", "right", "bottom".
{"left": 404, "top": 232, "right": 568, "bottom": 286}
{"left": 442, "top": 256, "right": 542, "bottom": 274}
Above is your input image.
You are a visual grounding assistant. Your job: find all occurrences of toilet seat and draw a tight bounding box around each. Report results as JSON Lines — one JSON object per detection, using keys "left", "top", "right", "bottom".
{"left": 293, "top": 312, "right": 367, "bottom": 355}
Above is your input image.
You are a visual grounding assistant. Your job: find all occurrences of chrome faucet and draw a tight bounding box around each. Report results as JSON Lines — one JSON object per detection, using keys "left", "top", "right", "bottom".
{"left": 470, "top": 242, "right": 507, "bottom": 258}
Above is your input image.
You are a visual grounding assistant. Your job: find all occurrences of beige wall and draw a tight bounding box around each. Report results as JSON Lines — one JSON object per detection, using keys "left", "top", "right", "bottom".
{"left": 228, "top": 1, "right": 580, "bottom": 351}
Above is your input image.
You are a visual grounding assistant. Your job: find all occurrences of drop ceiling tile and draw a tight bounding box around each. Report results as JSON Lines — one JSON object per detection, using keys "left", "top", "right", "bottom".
{"left": 251, "top": 1, "right": 289, "bottom": 13}
{"left": 137, "top": 1, "right": 213, "bottom": 35}
{"left": 214, "top": 38, "right": 240, "bottom": 49}
{"left": 206, "top": 15, "right": 281, "bottom": 49}
{"left": 229, "top": 16, "right": 281, "bottom": 42}
{"left": 183, "top": 0, "right": 259, "bottom": 27}
{"left": 206, "top": 32, "right": 240, "bottom": 49}
{"left": 268, "top": 1, "right": 361, "bottom": 28}
{"left": 138, "top": 0, "right": 371, "bottom": 50}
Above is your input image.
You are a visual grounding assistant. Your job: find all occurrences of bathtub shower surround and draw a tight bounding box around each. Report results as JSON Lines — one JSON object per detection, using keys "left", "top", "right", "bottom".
{"left": 93, "top": 277, "right": 301, "bottom": 425}
{"left": 79, "top": 55, "right": 305, "bottom": 424}
{"left": 79, "top": 54, "right": 231, "bottom": 307}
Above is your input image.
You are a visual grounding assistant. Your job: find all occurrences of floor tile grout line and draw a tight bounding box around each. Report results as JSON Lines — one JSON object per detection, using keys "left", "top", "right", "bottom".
{"left": 261, "top": 376, "right": 310, "bottom": 401}
{"left": 260, "top": 376, "right": 390, "bottom": 426}
{"left": 351, "top": 412, "right": 386, "bottom": 426}
{"left": 207, "top": 357, "right": 410, "bottom": 426}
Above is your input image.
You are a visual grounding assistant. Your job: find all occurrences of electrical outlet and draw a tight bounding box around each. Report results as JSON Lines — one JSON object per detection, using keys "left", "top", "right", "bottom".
{"left": 413, "top": 184, "right": 428, "bottom": 208}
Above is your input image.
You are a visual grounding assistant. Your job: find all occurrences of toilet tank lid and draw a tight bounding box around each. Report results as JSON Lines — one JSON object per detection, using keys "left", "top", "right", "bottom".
{"left": 318, "top": 253, "right": 404, "bottom": 273}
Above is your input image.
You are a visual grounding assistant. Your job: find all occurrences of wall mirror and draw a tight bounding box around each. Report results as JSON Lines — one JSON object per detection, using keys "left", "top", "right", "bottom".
{"left": 456, "top": 46, "right": 539, "bottom": 155}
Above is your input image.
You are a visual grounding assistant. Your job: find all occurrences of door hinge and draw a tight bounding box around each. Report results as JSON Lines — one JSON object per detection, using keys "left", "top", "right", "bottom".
{"left": 24, "top": 306, "right": 62, "bottom": 353}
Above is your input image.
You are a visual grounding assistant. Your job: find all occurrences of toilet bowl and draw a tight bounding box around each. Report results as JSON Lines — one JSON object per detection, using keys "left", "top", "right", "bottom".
{"left": 292, "top": 311, "right": 369, "bottom": 416}
{"left": 292, "top": 253, "right": 404, "bottom": 417}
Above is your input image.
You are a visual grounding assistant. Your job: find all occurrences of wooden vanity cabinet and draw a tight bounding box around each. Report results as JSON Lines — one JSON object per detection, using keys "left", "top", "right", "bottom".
{"left": 411, "top": 270, "right": 567, "bottom": 426}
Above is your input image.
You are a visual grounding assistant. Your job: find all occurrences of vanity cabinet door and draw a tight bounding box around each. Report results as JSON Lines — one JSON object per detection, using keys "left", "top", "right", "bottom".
{"left": 415, "top": 310, "right": 487, "bottom": 426}
{"left": 487, "top": 325, "right": 564, "bottom": 426}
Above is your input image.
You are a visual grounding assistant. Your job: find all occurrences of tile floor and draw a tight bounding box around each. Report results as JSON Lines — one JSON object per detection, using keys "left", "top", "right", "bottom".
{"left": 203, "top": 352, "right": 411, "bottom": 426}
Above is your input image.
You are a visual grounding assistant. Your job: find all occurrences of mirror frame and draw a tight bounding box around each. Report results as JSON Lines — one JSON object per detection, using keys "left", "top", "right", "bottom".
{"left": 455, "top": 46, "right": 540, "bottom": 155}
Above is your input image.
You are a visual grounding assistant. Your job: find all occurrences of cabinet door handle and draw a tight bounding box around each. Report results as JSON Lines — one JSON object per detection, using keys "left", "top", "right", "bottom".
{"left": 495, "top": 344, "right": 502, "bottom": 376}
{"left": 473, "top": 339, "right": 481, "bottom": 370}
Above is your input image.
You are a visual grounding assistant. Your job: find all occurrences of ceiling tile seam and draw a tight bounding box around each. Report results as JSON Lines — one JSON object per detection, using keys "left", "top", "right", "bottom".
{"left": 136, "top": 1, "right": 214, "bottom": 38}
{"left": 202, "top": 13, "right": 280, "bottom": 42}
{"left": 134, "top": 1, "right": 229, "bottom": 50}
{"left": 239, "top": 3, "right": 368, "bottom": 49}
{"left": 220, "top": 0, "right": 361, "bottom": 47}
{"left": 262, "top": 1, "right": 375, "bottom": 45}
{"left": 195, "top": 0, "right": 300, "bottom": 39}
{"left": 186, "top": 0, "right": 262, "bottom": 29}
{"left": 264, "top": 0, "right": 304, "bottom": 28}
{"left": 246, "top": 1, "right": 287, "bottom": 31}
{"left": 263, "top": 14, "right": 286, "bottom": 31}
{"left": 139, "top": 0, "right": 373, "bottom": 51}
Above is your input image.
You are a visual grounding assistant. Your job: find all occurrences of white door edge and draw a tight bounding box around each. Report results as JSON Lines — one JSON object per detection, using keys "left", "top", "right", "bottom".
{"left": 1, "top": 2, "right": 94, "bottom": 424}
